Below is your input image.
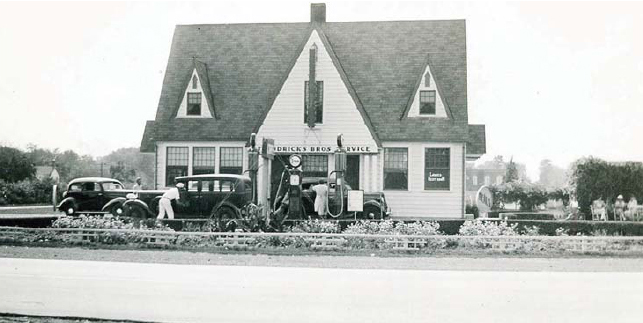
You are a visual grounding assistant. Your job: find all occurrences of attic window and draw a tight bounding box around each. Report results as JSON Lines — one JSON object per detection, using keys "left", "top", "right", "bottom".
{"left": 187, "top": 93, "right": 202, "bottom": 116}
{"left": 192, "top": 75, "right": 198, "bottom": 89}
{"left": 420, "top": 90, "right": 436, "bottom": 115}
{"left": 424, "top": 72, "right": 430, "bottom": 87}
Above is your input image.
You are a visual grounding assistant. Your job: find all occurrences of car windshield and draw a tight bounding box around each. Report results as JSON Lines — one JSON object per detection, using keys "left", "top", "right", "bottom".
{"left": 102, "top": 182, "right": 124, "bottom": 190}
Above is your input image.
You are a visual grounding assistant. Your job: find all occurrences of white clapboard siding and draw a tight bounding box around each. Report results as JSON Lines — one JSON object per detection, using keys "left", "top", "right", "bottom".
{"left": 256, "top": 30, "right": 377, "bottom": 150}
{"left": 155, "top": 141, "right": 246, "bottom": 188}
{"left": 381, "top": 142, "right": 464, "bottom": 218}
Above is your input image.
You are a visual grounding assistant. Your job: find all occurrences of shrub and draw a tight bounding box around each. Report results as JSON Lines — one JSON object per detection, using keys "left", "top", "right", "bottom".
{"left": 0, "top": 177, "right": 57, "bottom": 205}
{"left": 458, "top": 220, "right": 518, "bottom": 236}
{"left": 288, "top": 219, "right": 341, "bottom": 233}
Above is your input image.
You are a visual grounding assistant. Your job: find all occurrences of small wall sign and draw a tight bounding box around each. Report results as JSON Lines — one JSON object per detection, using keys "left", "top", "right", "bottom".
{"left": 347, "top": 190, "right": 364, "bottom": 212}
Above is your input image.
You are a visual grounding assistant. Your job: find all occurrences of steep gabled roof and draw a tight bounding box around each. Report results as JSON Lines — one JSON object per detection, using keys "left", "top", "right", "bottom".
{"left": 141, "top": 19, "right": 470, "bottom": 152}
{"left": 467, "top": 124, "right": 486, "bottom": 156}
{"left": 399, "top": 54, "right": 454, "bottom": 120}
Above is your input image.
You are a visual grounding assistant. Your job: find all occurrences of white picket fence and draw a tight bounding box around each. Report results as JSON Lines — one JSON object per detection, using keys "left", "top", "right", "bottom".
{"left": 2, "top": 226, "right": 643, "bottom": 254}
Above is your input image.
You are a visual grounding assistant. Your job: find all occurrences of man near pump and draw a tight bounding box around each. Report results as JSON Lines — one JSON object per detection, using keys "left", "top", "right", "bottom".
{"left": 157, "top": 183, "right": 184, "bottom": 220}
{"left": 312, "top": 178, "right": 328, "bottom": 218}
{"left": 132, "top": 177, "right": 143, "bottom": 190}
{"left": 626, "top": 196, "right": 639, "bottom": 221}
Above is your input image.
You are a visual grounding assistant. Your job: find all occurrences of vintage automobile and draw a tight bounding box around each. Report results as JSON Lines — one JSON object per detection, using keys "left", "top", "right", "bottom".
{"left": 57, "top": 177, "right": 132, "bottom": 216}
{"left": 299, "top": 177, "right": 391, "bottom": 219}
{"left": 121, "top": 174, "right": 256, "bottom": 228}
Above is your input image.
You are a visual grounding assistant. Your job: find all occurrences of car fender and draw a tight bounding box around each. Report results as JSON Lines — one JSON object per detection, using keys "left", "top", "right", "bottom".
{"left": 123, "top": 199, "right": 153, "bottom": 216}
{"left": 57, "top": 197, "right": 76, "bottom": 210}
{"left": 364, "top": 200, "right": 382, "bottom": 210}
{"left": 101, "top": 197, "right": 126, "bottom": 212}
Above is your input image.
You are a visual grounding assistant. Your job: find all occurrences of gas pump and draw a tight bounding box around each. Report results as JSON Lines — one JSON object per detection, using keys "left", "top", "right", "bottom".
{"left": 327, "top": 134, "right": 347, "bottom": 217}
{"left": 287, "top": 154, "right": 303, "bottom": 219}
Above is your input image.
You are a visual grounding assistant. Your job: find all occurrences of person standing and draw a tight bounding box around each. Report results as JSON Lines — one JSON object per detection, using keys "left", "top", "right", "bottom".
{"left": 132, "top": 177, "right": 143, "bottom": 190}
{"left": 614, "top": 195, "right": 626, "bottom": 221}
{"left": 627, "top": 196, "right": 639, "bottom": 221}
{"left": 157, "top": 183, "right": 184, "bottom": 220}
{"left": 312, "top": 179, "right": 329, "bottom": 217}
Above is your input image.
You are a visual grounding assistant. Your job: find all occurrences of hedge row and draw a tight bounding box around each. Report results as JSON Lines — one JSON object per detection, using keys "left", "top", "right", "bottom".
{"left": 0, "top": 178, "right": 60, "bottom": 206}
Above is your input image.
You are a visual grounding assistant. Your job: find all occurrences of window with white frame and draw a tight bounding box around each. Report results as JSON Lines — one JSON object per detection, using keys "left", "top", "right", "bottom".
{"left": 193, "top": 147, "right": 216, "bottom": 175}
{"left": 166, "top": 147, "right": 188, "bottom": 186}
{"left": 187, "top": 93, "right": 202, "bottom": 116}
{"left": 425, "top": 148, "right": 450, "bottom": 190}
{"left": 420, "top": 90, "right": 436, "bottom": 115}
{"left": 384, "top": 148, "right": 408, "bottom": 190}
{"left": 472, "top": 175, "right": 478, "bottom": 186}
{"left": 302, "top": 155, "right": 328, "bottom": 178}
{"left": 220, "top": 147, "right": 243, "bottom": 175}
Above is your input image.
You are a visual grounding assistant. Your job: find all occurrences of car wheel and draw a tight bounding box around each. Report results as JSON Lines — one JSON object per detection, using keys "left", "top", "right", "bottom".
{"left": 127, "top": 205, "right": 147, "bottom": 219}
{"left": 64, "top": 204, "right": 76, "bottom": 216}
{"left": 214, "top": 207, "right": 238, "bottom": 232}
{"left": 363, "top": 205, "right": 382, "bottom": 220}
{"left": 111, "top": 204, "right": 125, "bottom": 217}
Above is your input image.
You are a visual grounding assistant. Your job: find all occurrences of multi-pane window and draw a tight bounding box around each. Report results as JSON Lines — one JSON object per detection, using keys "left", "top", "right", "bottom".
{"left": 304, "top": 81, "right": 323, "bottom": 124}
{"left": 484, "top": 176, "right": 491, "bottom": 186}
{"left": 166, "top": 147, "right": 188, "bottom": 186}
{"left": 220, "top": 147, "right": 243, "bottom": 175}
{"left": 187, "top": 93, "right": 202, "bottom": 116}
{"left": 384, "top": 148, "right": 408, "bottom": 190}
{"left": 193, "top": 147, "right": 216, "bottom": 175}
{"left": 425, "top": 148, "right": 450, "bottom": 190}
{"left": 420, "top": 90, "right": 436, "bottom": 115}
{"left": 302, "top": 155, "right": 328, "bottom": 178}
{"left": 472, "top": 175, "right": 478, "bottom": 186}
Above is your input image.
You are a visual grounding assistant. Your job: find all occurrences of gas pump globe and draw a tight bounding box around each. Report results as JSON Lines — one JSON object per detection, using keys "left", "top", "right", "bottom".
{"left": 287, "top": 154, "right": 303, "bottom": 218}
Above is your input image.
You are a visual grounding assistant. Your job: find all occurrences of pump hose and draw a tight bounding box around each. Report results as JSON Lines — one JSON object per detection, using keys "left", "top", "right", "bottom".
{"left": 273, "top": 169, "right": 288, "bottom": 211}
{"left": 326, "top": 171, "right": 344, "bottom": 218}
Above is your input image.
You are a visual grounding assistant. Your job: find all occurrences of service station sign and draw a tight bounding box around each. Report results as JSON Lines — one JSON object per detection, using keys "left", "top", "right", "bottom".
{"left": 273, "top": 145, "right": 377, "bottom": 154}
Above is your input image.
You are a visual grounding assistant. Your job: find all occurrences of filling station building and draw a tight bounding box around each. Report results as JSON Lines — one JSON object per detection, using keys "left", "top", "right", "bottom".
{"left": 140, "top": 3, "right": 486, "bottom": 218}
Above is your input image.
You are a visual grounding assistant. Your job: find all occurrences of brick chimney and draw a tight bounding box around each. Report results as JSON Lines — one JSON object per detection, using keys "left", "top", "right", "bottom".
{"left": 311, "top": 3, "right": 326, "bottom": 24}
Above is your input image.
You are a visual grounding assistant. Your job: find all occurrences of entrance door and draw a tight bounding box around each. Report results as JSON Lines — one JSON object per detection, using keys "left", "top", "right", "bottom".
{"left": 345, "top": 155, "right": 360, "bottom": 190}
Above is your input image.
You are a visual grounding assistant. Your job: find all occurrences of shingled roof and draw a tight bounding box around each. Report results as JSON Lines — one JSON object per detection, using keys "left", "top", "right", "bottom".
{"left": 141, "top": 16, "right": 484, "bottom": 152}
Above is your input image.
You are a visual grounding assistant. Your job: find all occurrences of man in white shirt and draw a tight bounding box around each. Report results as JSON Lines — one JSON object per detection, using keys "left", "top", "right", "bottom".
{"left": 157, "top": 183, "right": 184, "bottom": 220}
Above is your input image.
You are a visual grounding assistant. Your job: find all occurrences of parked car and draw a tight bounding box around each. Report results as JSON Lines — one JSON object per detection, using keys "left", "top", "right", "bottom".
{"left": 300, "top": 177, "right": 391, "bottom": 219}
{"left": 57, "top": 177, "right": 129, "bottom": 216}
{"left": 123, "top": 174, "right": 255, "bottom": 229}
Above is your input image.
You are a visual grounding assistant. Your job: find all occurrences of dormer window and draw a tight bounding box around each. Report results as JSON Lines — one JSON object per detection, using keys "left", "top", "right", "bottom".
{"left": 420, "top": 90, "right": 436, "bottom": 115}
{"left": 424, "top": 71, "right": 430, "bottom": 87}
{"left": 192, "top": 75, "right": 198, "bottom": 89}
{"left": 187, "top": 93, "right": 202, "bottom": 115}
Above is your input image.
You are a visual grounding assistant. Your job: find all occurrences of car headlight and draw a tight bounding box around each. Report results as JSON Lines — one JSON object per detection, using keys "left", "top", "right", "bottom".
{"left": 126, "top": 193, "right": 137, "bottom": 200}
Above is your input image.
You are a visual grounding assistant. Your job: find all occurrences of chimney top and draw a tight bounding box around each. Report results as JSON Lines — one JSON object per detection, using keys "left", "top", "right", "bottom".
{"left": 311, "top": 3, "right": 326, "bottom": 24}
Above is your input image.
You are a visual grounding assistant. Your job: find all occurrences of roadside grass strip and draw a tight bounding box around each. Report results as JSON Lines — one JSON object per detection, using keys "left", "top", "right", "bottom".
{"left": 2, "top": 226, "right": 643, "bottom": 256}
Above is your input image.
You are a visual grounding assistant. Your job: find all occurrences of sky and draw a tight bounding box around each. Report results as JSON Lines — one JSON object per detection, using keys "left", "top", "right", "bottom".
{"left": 1, "top": 1, "right": 642, "bottom": 180}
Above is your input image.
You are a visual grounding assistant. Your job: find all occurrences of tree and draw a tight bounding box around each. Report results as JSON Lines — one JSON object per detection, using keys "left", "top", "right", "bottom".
{"left": 504, "top": 157, "right": 519, "bottom": 183}
{"left": 100, "top": 147, "right": 154, "bottom": 187}
{"left": 0, "top": 146, "right": 35, "bottom": 183}
{"left": 538, "top": 159, "right": 567, "bottom": 189}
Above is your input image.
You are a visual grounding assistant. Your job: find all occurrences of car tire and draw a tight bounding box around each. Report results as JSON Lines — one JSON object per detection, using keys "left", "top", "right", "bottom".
{"left": 128, "top": 205, "right": 147, "bottom": 219}
{"left": 64, "top": 204, "right": 76, "bottom": 216}
{"left": 111, "top": 204, "right": 125, "bottom": 217}
{"left": 214, "top": 207, "right": 238, "bottom": 232}
{"left": 362, "top": 205, "right": 382, "bottom": 220}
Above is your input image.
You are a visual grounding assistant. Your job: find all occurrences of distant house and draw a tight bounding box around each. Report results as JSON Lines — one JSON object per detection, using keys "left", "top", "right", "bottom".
{"left": 140, "top": 3, "right": 486, "bottom": 218}
{"left": 35, "top": 165, "right": 60, "bottom": 183}
{"left": 465, "top": 165, "right": 504, "bottom": 205}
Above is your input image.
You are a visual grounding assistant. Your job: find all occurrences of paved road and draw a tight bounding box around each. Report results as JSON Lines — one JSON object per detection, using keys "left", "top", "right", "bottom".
{"left": 1, "top": 258, "right": 642, "bottom": 323}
